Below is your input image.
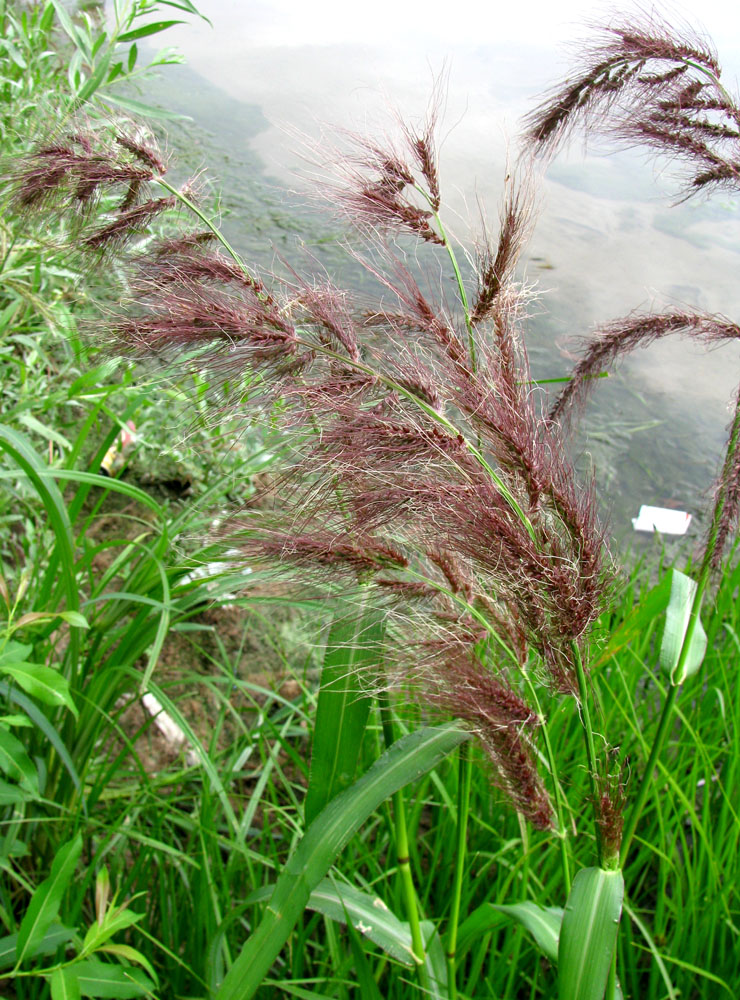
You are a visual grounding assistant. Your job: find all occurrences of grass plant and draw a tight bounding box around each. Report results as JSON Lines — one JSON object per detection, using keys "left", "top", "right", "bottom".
{"left": 1, "top": 5, "right": 740, "bottom": 1000}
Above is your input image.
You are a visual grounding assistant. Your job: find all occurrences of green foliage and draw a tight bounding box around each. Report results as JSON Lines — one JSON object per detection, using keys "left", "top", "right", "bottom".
{"left": 304, "top": 601, "right": 384, "bottom": 824}
{"left": 558, "top": 868, "right": 624, "bottom": 1000}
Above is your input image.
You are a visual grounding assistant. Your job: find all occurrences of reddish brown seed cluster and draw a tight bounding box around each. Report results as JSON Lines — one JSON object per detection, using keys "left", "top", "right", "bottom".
{"left": 549, "top": 312, "right": 740, "bottom": 428}
{"left": 524, "top": 16, "right": 740, "bottom": 199}
{"left": 10, "top": 127, "right": 174, "bottom": 249}
{"left": 8, "top": 110, "right": 614, "bottom": 830}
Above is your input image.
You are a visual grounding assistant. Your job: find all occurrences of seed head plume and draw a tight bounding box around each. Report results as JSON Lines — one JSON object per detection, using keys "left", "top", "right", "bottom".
{"left": 6, "top": 111, "right": 614, "bottom": 831}
{"left": 8, "top": 122, "right": 175, "bottom": 249}
{"left": 316, "top": 99, "right": 446, "bottom": 243}
{"left": 550, "top": 311, "right": 740, "bottom": 429}
{"left": 524, "top": 13, "right": 740, "bottom": 198}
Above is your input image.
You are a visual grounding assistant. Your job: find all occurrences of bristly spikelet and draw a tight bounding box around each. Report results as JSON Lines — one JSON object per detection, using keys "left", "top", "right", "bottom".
{"left": 548, "top": 311, "right": 740, "bottom": 428}
{"left": 9, "top": 122, "right": 173, "bottom": 248}
{"left": 524, "top": 14, "right": 740, "bottom": 199}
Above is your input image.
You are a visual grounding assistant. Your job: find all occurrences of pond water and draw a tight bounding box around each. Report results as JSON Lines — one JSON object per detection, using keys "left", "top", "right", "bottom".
{"left": 138, "top": 0, "right": 740, "bottom": 554}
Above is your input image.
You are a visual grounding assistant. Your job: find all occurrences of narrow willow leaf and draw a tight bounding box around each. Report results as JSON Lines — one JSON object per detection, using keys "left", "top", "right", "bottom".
{"left": 304, "top": 603, "right": 384, "bottom": 824}
{"left": 99, "top": 91, "right": 185, "bottom": 120}
{"left": 16, "top": 836, "right": 82, "bottom": 965}
{"left": 246, "top": 878, "right": 417, "bottom": 967}
{"left": 117, "top": 19, "right": 183, "bottom": 42}
{"left": 659, "top": 569, "right": 707, "bottom": 685}
{"left": 216, "top": 723, "right": 469, "bottom": 1000}
{"left": 558, "top": 867, "right": 624, "bottom": 1000}
{"left": 50, "top": 966, "right": 82, "bottom": 1000}
{"left": 73, "top": 960, "right": 154, "bottom": 998}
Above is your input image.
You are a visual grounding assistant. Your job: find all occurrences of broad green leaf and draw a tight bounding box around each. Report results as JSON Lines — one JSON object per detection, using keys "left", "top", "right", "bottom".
{"left": 51, "top": 966, "right": 82, "bottom": 1000}
{"left": 346, "top": 922, "right": 384, "bottom": 1000}
{"left": 0, "top": 682, "right": 81, "bottom": 793}
{"left": 82, "top": 908, "right": 143, "bottom": 955}
{"left": 0, "top": 725, "right": 39, "bottom": 794}
{"left": 16, "top": 836, "right": 83, "bottom": 965}
{"left": 216, "top": 723, "right": 469, "bottom": 1000}
{"left": 0, "top": 923, "right": 74, "bottom": 970}
{"left": 420, "top": 923, "right": 448, "bottom": 999}
{"left": 595, "top": 573, "right": 671, "bottom": 666}
{"left": 246, "top": 878, "right": 417, "bottom": 966}
{"left": 659, "top": 569, "right": 707, "bottom": 685}
{"left": 58, "top": 611, "right": 90, "bottom": 628}
{"left": 0, "top": 642, "right": 32, "bottom": 663}
{"left": 304, "top": 603, "right": 383, "bottom": 824}
{"left": 0, "top": 714, "right": 32, "bottom": 727}
{"left": 0, "top": 778, "right": 30, "bottom": 805}
{"left": 0, "top": 661, "right": 77, "bottom": 716}
{"left": 73, "top": 960, "right": 154, "bottom": 998}
{"left": 489, "top": 901, "right": 563, "bottom": 963}
{"left": 98, "top": 945, "right": 158, "bottom": 983}
{"left": 558, "top": 867, "right": 624, "bottom": 1000}
{"left": 0, "top": 426, "right": 79, "bottom": 623}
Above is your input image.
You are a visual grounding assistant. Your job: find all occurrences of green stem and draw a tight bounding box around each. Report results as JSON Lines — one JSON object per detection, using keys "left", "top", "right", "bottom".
{"left": 571, "top": 641, "right": 602, "bottom": 866}
{"left": 619, "top": 683, "right": 677, "bottom": 866}
{"left": 521, "top": 673, "right": 571, "bottom": 893}
{"left": 445, "top": 742, "right": 472, "bottom": 998}
{"left": 620, "top": 392, "right": 740, "bottom": 866}
{"left": 433, "top": 210, "right": 476, "bottom": 371}
{"left": 413, "top": 184, "right": 476, "bottom": 371}
{"left": 378, "top": 692, "right": 430, "bottom": 989}
{"left": 156, "top": 178, "right": 255, "bottom": 281}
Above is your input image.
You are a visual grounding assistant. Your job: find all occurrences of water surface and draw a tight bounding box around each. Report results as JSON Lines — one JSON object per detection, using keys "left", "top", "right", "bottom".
{"left": 140, "top": 2, "right": 740, "bottom": 553}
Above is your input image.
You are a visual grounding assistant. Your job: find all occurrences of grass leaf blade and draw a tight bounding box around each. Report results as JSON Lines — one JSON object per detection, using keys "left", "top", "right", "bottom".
{"left": 216, "top": 723, "right": 469, "bottom": 1000}
{"left": 304, "top": 602, "right": 383, "bottom": 824}
{"left": 558, "top": 867, "right": 624, "bottom": 1000}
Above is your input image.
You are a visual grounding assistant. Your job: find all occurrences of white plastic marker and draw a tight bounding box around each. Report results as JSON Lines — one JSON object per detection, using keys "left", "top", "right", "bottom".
{"left": 632, "top": 505, "right": 692, "bottom": 535}
{"left": 141, "top": 692, "right": 199, "bottom": 767}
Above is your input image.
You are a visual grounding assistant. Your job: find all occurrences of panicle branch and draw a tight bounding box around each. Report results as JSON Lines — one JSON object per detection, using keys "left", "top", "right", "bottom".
{"left": 549, "top": 311, "right": 740, "bottom": 428}
{"left": 524, "top": 14, "right": 740, "bottom": 198}
{"left": 8, "top": 124, "right": 177, "bottom": 247}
